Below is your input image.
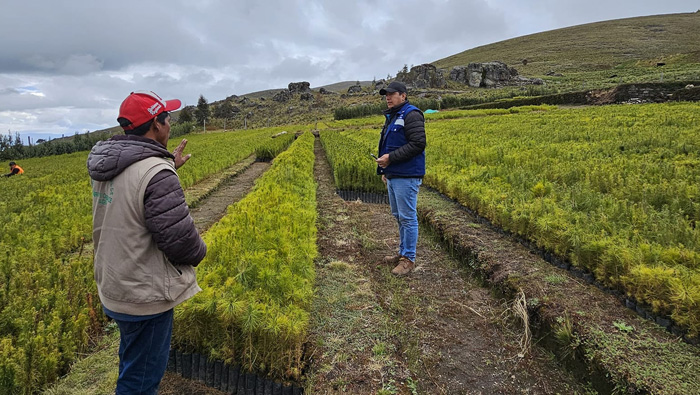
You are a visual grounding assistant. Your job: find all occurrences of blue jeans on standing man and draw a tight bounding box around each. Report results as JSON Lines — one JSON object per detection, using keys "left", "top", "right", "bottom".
{"left": 386, "top": 177, "right": 422, "bottom": 262}
{"left": 106, "top": 307, "right": 174, "bottom": 395}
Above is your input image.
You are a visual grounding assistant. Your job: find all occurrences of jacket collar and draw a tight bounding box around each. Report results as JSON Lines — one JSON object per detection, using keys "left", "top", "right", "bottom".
{"left": 87, "top": 134, "right": 174, "bottom": 182}
{"left": 111, "top": 134, "right": 173, "bottom": 157}
{"left": 383, "top": 100, "right": 410, "bottom": 118}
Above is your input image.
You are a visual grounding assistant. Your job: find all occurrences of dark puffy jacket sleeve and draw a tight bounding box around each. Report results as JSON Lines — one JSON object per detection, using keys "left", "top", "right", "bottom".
{"left": 144, "top": 170, "right": 207, "bottom": 266}
{"left": 388, "top": 110, "right": 426, "bottom": 164}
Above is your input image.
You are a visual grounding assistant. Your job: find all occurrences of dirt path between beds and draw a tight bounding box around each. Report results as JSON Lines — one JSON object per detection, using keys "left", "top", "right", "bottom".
{"left": 305, "top": 138, "right": 587, "bottom": 394}
{"left": 189, "top": 161, "right": 271, "bottom": 234}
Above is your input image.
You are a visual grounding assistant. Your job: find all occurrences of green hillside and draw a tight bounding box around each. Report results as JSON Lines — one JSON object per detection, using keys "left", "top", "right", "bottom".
{"left": 434, "top": 12, "right": 700, "bottom": 75}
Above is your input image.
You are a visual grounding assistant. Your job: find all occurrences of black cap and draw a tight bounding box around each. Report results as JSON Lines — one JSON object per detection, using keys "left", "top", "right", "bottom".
{"left": 9, "top": 162, "right": 16, "bottom": 166}
{"left": 379, "top": 81, "right": 407, "bottom": 95}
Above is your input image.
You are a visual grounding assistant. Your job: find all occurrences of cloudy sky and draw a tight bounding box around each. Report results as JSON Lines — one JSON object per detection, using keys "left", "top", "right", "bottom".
{"left": 0, "top": 0, "right": 697, "bottom": 142}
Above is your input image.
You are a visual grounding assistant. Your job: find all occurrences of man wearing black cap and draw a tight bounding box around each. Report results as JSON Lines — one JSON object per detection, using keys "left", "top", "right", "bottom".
{"left": 87, "top": 91, "right": 206, "bottom": 394}
{"left": 375, "top": 81, "right": 426, "bottom": 276}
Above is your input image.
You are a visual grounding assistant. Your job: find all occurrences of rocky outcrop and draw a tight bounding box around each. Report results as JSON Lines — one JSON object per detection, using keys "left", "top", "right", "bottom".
{"left": 272, "top": 89, "right": 291, "bottom": 102}
{"left": 468, "top": 61, "right": 517, "bottom": 87}
{"left": 274, "top": 82, "right": 314, "bottom": 101}
{"left": 288, "top": 81, "right": 311, "bottom": 95}
{"left": 397, "top": 64, "right": 447, "bottom": 89}
{"left": 374, "top": 79, "right": 387, "bottom": 91}
{"left": 449, "top": 62, "right": 543, "bottom": 88}
{"left": 347, "top": 84, "right": 362, "bottom": 94}
{"left": 514, "top": 75, "right": 544, "bottom": 85}
{"left": 449, "top": 66, "right": 469, "bottom": 85}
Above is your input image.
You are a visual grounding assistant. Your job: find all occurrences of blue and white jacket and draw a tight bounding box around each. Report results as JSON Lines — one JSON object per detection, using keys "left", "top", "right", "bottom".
{"left": 377, "top": 101, "right": 426, "bottom": 178}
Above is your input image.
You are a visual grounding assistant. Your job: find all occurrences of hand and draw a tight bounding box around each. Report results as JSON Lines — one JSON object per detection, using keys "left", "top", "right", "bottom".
{"left": 376, "top": 154, "right": 390, "bottom": 168}
{"left": 172, "top": 139, "right": 191, "bottom": 169}
{"left": 382, "top": 174, "right": 387, "bottom": 184}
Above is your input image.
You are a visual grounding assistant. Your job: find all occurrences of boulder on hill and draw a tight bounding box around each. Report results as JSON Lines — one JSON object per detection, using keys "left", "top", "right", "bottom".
{"left": 347, "top": 84, "right": 362, "bottom": 94}
{"left": 397, "top": 64, "right": 447, "bottom": 89}
{"left": 319, "top": 87, "right": 334, "bottom": 94}
{"left": 273, "top": 89, "right": 292, "bottom": 102}
{"left": 374, "top": 79, "right": 387, "bottom": 90}
{"left": 288, "top": 81, "right": 311, "bottom": 95}
{"left": 468, "top": 61, "right": 518, "bottom": 87}
{"left": 300, "top": 92, "right": 314, "bottom": 101}
{"left": 449, "top": 62, "right": 543, "bottom": 88}
{"left": 449, "top": 66, "right": 470, "bottom": 85}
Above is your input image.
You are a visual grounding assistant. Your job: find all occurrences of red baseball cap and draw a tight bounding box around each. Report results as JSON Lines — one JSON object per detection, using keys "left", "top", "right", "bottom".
{"left": 118, "top": 90, "right": 181, "bottom": 131}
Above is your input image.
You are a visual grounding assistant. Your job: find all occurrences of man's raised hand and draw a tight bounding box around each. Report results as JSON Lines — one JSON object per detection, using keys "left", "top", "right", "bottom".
{"left": 173, "top": 139, "right": 191, "bottom": 169}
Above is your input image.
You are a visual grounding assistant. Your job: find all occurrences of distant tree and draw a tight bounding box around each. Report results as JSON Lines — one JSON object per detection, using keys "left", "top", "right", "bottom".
{"left": 213, "top": 100, "right": 238, "bottom": 120}
{"left": 194, "top": 95, "right": 210, "bottom": 125}
{"left": 178, "top": 106, "right": 193, "bottom": 123}
{"left": 402, "top": 64, "right": 409, "bottom": 74}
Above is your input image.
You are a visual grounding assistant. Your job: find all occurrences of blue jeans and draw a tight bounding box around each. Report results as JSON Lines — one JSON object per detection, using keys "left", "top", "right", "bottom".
{"left": 386, "top": 177, "right": 422, "bottom": 262}
{"left": 113, "top": 309, "right": 174, "bottom": 395}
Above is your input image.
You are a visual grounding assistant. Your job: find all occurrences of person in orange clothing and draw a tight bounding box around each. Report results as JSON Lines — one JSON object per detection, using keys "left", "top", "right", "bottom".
{"left": 4, "top": 161, "right": 24, "bottom": 177}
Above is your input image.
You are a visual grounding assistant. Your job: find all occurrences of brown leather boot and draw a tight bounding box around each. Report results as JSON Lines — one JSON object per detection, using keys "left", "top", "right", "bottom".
{"left": 391, "top": 257, "right": 415, "bottom": 276}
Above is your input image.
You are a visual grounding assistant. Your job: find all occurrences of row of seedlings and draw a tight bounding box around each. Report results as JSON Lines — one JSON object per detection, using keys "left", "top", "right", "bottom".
{"left": 172, "top": 132, "right": 317, "bottom": 387}
{"left": 424, "top": 103, "right": 700, "bottom": 337}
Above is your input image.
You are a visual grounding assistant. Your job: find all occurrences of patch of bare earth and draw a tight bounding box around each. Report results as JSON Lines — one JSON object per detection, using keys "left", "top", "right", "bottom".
{"left": 189, "top": 161, "right": 271, "bottom": 233}
{"left": 307, "top": 138, "right": 586, "bottom": 394}
{"left": 159, "top": 371, "right": 227, "bottom": 395}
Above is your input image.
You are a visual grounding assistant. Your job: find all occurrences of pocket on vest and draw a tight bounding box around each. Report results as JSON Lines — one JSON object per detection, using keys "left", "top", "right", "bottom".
{"left": 164, "top": 260, "right": 195, "bottom": 302}
{"left": 103, "top": 263, "right": 155, "bottom": 303}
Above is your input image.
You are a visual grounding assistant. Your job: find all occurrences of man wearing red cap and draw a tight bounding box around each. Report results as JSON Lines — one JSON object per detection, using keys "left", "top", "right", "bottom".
{"left": 88, "top": 91, "right": 206, "bottom": 394}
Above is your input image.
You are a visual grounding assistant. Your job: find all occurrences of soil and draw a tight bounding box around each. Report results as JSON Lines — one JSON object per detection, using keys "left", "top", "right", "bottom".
{"left": 160, "top": 371, "right": 227, "bottom": 395}
{"left": 306, "top": 138, "right": 587, "bottom": 394}
{"left": 190, "top": 161, "right": 271, "bottom": 233}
